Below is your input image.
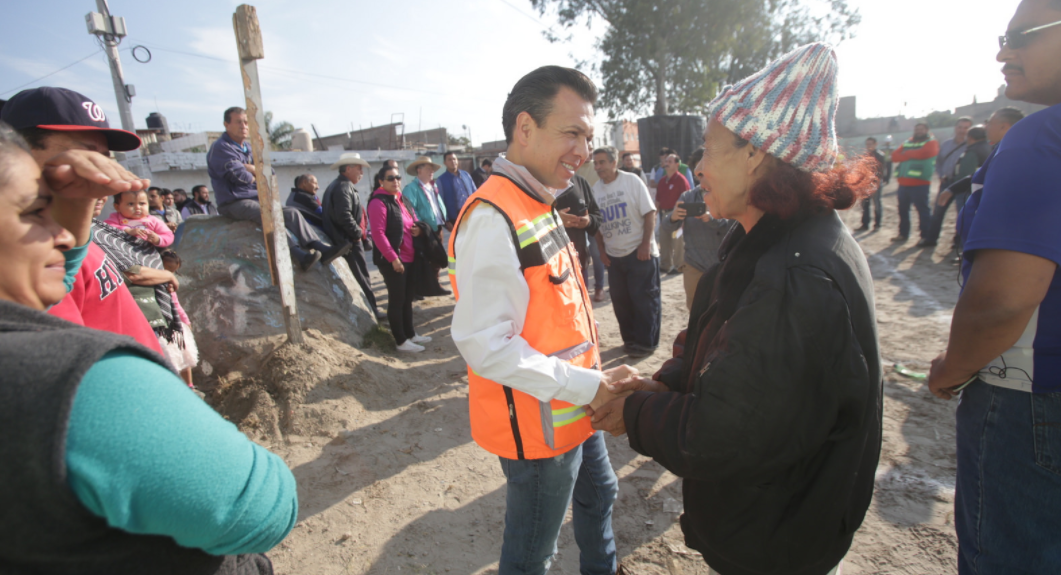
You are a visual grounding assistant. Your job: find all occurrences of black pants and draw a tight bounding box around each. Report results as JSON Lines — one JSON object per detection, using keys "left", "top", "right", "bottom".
{"left": 343, "top": 247, "right": 378, "bottom": 312}
{"left": 379, "top": 262, "right": 415, "bottom": 345}
{"left": 218, "top": 199, "right": 321, "bottom": 250}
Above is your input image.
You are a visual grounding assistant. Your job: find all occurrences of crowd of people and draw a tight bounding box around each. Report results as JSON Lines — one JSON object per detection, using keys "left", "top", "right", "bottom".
{"left": 0, "top": 0, "right": 1059, "bottom": 573}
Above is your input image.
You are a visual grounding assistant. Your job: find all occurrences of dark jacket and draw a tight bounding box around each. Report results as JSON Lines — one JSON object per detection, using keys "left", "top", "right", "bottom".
{"left": 183, "top": 200, "right": 219, "bottom": 217}
{"left": 0, "top": 300, "right": 272, "bottom": 575}
{"left": 471, "top": 166, "right": 490, "bottom": 188}
{"left": 624, "top": 210, "right": 883, "bottom": 575}
{"left": 869, "top": 150, "right": 891, "bottom": 185}
{"left": 322, "top": 175, "right": 365, "bottom": 245}
{"left": 206, "top": 132, "right": 257, "bottom": 207}
{"left": 554, "top": 174, "right": 602, "bottom": 253}
{"left": 367, "top": 190, "right": 407, "bottom": 268}
{"left": 286, "top": 189, "right": 324, "bottom": 229}
{"left": 953, "top": 139, "right": 991, "bottom": 181}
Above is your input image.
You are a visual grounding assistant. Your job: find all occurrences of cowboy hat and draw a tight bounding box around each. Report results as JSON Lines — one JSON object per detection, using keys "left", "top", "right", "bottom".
{"left": 406, "top": 155, "right": 441, "bottom": 176}
{"left": 330, "top": 152, "right": 371, "bottom": 170}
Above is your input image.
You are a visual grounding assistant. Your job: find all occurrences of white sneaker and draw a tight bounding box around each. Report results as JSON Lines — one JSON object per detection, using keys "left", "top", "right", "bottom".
{"left": 396, "top": 340, "right": 425, "bottom": 353}
{"left": 410, "top": 333, "right": 432, "bottom": 344}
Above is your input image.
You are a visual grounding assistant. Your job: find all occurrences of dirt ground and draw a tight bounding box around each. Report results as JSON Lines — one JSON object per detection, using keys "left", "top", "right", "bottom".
{"left": 227, "top": 179, "right": 966, "bottom": 574}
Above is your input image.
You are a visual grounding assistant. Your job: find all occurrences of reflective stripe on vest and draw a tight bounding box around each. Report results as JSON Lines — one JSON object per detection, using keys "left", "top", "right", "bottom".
{"left": 449, "top": 174, "right": 599, "bottom": 460}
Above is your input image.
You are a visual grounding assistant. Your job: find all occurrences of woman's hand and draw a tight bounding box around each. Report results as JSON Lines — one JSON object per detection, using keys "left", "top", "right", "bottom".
{"left": 391, "top": 259, "right": 405, "bottom": 273}
{"left": 411, "top": 225, "right": 422, "bottom": 237}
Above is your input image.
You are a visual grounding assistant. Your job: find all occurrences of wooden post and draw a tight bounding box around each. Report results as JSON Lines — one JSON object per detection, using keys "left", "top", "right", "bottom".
{"left": 232, "top": 4, "right": 303, "bottom": 344}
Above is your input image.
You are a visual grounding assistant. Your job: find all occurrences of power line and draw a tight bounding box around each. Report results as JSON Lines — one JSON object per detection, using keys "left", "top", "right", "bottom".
{"left": 0, "top": 50, "right": 103, "bottom": 97}
{"left": 497, "top": 0, "right": 551, "bottom": 30}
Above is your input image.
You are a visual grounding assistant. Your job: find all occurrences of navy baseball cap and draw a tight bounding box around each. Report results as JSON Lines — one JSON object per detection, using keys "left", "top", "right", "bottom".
{"left": 0, "top": 87, "right": 141, "bottom": 152}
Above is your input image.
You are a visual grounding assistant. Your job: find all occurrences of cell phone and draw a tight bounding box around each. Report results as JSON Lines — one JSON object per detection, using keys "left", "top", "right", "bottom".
{"left": 574, "top": 205, "right": 588, "bottom": 217}
{"left": 685, "top": 203, "right": 707, "bottom": 218}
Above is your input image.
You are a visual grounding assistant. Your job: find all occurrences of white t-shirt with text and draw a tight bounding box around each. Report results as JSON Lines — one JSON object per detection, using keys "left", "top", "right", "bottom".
{"left": 591, "top": 171, "right": 659, "bottom": 258}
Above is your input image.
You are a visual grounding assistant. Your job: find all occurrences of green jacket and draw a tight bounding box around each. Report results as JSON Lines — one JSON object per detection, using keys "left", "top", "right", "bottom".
{"left": 403, "top": 179, "right": 447, "bottom": 228}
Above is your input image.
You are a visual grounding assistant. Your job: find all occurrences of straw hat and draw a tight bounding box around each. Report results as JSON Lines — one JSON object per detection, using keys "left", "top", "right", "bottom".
{"left": 406, "top": 155, "right": 441, "bottom": 176}
{"left": 330, "top": 152, "right": 371, "bottom": 170}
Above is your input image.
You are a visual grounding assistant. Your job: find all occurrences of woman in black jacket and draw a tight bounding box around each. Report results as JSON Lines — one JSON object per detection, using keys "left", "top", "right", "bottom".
{"left": 589, "top": 43, "right": 883, "bottom": 575}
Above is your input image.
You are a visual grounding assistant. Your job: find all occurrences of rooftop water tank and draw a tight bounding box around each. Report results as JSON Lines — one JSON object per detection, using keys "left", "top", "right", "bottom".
{"left": 146, "top": 112, "right": 169, "bottom": 135}
{"left": 290, "top": 128, "right": 313, "bottom": 152}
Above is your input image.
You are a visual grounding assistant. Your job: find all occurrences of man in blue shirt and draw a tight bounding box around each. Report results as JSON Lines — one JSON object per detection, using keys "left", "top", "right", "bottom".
{"left": 436, "top": 150, "right": 477, "bottom": 229}
{"left": 207, "top": 107, "right": 349, "bottom": 271}
{"left": 928, "top": 0, "right": 1061, "bottom": 571}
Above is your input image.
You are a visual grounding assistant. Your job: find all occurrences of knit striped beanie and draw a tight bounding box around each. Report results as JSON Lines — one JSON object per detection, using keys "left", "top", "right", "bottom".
{"left": 706, "top": 42, "right": 839, "bottom": 173}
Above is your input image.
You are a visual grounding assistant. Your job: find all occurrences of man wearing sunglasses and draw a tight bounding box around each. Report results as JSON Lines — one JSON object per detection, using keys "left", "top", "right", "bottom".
{"left": 927, "top": 0, "right": 1061, "bottom": 572}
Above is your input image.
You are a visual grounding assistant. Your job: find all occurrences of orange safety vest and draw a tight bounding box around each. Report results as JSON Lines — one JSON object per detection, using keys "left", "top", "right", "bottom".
{"left": 448, "top": 174, "right": 600, "bottom": 460}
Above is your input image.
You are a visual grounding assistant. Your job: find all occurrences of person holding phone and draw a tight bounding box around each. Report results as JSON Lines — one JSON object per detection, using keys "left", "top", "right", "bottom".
{"left": 555, "top": 173, "right": 604, "bottom": 301}
{"left": 665, "top": 160, "right": 734, "bottom": 309}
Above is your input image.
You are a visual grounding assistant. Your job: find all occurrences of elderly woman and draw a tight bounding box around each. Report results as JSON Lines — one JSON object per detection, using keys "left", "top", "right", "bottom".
{"left": 591, "top": 44, "right": 882, "bottom": 575}
{"left": 0, "top": 125, "right": 296, "bottom": 573}
{"left": 368, "top": 164, "right": 428, "bottom": 352}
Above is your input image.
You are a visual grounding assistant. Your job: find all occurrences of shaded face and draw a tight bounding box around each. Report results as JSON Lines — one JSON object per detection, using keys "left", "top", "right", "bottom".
{"left": 162, "top": 258, "right": 180, "bottom": 274}
{"left": 381, "top": 169, "right": 402, "bottom": 193}
{"left": 116, "top": 191, "right": 149, "bottom": 219}
{"left": 483, "top": 163, "right": 492, "bottom": 173}
{"left": 174, "top": 191, "right": 187, "bottom": 204}
{"left": 954, "top": 120, "right": 972, "bottom": 141}
{"left": 299, "top": 176, "right": 318, "bottom": 194}
{"left": 914, "top": 125, "right": 929, "bottom": 138}
{"left": 417, "top": 164, "right": 435, "bottom": 181}
{"left": 865, "top": 139, "right": 878, "bottom": 152}
{"left": 444, "top": 154, "right": 459, "bottom": 172}
{"left": 622, "top": 155, "right": 635, "bottom": 168}
{"left": 998, "top": 0, "right": 1061, "bottom": 105}
{"left": 343, "top": 164, "right": 364, "bottom": 183}
{"left": 0, "top": 152, "right": 76, "bottom": 309}
{"left": 29, "top": 131, "right": 109, "bottom": 168}
{"left": 592, "top": 152, "right": 617, "bottom": 181}
{"left": 194, "top": 188, "right": 210, "bottom": 203}
{"left": 148, "top": 189, "right": 163, "bottom": 210}
{"left": 663, "top": 155, "right": 678, "bottom": 174}
{"left": 695, "top": 120, "right": 757, "bottom": 220}
{"left": 225, "top": 112, "right": 250, "bottom": 142}
{"left": 519, "top": 86, "right": 594, "bottom": 190}
{"left": 161, "top": 193, "right": 174, "bottom": 207}
{"left": 986, "top": 113, "right": 1011, "bottom": 144}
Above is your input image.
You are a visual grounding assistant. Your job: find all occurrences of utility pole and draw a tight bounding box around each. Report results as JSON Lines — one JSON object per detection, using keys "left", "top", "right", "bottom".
{"left": 85, "top": 0, "right": 136, "bottom": 134}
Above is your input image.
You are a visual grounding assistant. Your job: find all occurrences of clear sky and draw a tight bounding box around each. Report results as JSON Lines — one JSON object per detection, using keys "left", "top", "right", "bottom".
{"left": 0, "top": 0, "right": 1024, "bottom": 145}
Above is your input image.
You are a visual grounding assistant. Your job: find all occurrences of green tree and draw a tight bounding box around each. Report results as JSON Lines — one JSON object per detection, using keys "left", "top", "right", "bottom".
{"left": 530, "top": 0, "right": 860, "bottom": 117}
{"left": 447, "top": 134, "right": 471, "bottom": 148}
{"left": 924, "top": 110, "right": 958, "bottom": 129}
{"left": 264, "top": 111, "right": 294, "bottom": 150}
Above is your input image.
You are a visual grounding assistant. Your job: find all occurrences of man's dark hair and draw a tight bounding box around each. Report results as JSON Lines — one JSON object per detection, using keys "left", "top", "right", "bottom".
{"left": 444, "top": 150, "right": 458, "bottom": 160}
{"left": 967, "top": 126, "right": 987, "bottom": 141}
{"left": 160, "top": 249, "right": 181, "bottom": 268}
{"left": 688, "top": 147, "right": 705, "bottom": 171}
{"left": 865, "top": 136, "right": 877, "bottom": 143}
{"left": 191, "top": 184, "right": 208, "bottom": 195}
{"left": 956, "top": 116, "right": 974, "bottom": 125}
{"left": 481, "top": 158, "right": 492, "bottom": 167}
{"left": 13, "top": 126, "right": 51, "bottom": 150}
{"left": 621, "top": 152, "right": 633, "bottom": 159}
{"left": 658, "top": 147, "right": 675, "bottom": 157}
{"left": 915, "top": 122, "right": 929, "bottom": 129}
{"left": 159, "top": 188, "right": 173, "bottom": 196}
{"left": 992, "top": 106, "right": 1025, "bottom": 126}
{"left": 223, "top": 107, "right": 245, "bottom": 124}
{"left": 501, "top": 66, "right": 598, "bottom": 144}
{"left": 294, "top": 173, "right": 313, "bottom": 189}
{"left": 592, "top": 146, "right": 617, "bottom": 163}
{"left": 148, "top": 186, "right": 162, "bottom": 193}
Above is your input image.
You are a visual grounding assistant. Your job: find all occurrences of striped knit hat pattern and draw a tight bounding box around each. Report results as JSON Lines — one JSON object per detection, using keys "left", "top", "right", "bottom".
{"left": 706, "top": 42, "right": 839, "bottom": 173}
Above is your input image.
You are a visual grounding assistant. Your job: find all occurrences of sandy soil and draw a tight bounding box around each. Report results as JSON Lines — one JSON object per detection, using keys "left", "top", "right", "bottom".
{"left": 237, "top": 180, "right": 965, "bottom": 574}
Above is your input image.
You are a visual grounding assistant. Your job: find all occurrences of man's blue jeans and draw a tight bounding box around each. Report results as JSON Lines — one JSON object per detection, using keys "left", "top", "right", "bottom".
{"left": 896, "top": 184, "right": 931, "bottom": 239}
{"left": 860, "top": 183, "right": 884, "bottom": 227}
{"left": 955, "top": 379, "right": 1061, "bottom": 574}
{"left": 607, "top": 252, "right": 661, "bottom": 350}
{"left": 498, "top": 432, "right": 618, "bottom": 575}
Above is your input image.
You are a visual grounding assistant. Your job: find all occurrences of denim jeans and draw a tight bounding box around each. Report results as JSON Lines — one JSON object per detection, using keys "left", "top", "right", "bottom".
{"left": 955, "top": 379, "right": 1061, "bottom": 574}
{"left": 860, "top": 183, "right": 883, "bottom": 227}
{"left": 498, "top": 432, "right": 618, "bottom": 575}
{"left": 607, "top": 252, "right": 661, "bottom": 350}
{"left": 896, "top": 184, "right": 931, "bottom": 239}
{"left": 587, "top": 239, "right": 605, "bottom": 291}
{"left": 924, "top": 191, "right": 970, "bottom": 246}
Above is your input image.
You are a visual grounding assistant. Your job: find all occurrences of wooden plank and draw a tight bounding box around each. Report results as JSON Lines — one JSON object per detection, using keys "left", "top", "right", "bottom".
{"left": 232, "top": 4, "right": 303, "bottom": 344}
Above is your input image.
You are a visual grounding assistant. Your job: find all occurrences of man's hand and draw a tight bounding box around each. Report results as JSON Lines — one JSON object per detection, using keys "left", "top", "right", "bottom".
{"left": 392, "top": 259, "right": 405, "bottom": 273}
{"left": 558, "top": 207, "right": 589, "bottom": 229}
{"left": 42, "top": 150, "right": 150, "bottom": 199}
{"left": 587, "top": 364, "right": 639, "bottom": 411}
{"left": 124, "top": 267, "right": 178, "bottom": 291}
{"left": 444, "top": 222, "right": 454, "bottom": 232}
{"left": 937, "top": 190, "right": 953, "bottom": 207}
{"left": 243, "top": 163, "right": 256, "bottom": 183}
{"left": 928, "top": 351, "right": 976, "bottom": 400}
{"left": 610, "top": 375, "right": 668, "bottom": 394}
{"left": 166, "top": 222, "right": 179, "bottom": 232}
{"left": 670, "top": 204, "right": 687, "bottom": 222}
{"left": 637, "top": 242, "right": 651, "bottom": 261}
{"left": 590, "top": 397, "right": 627, "bottom": 436}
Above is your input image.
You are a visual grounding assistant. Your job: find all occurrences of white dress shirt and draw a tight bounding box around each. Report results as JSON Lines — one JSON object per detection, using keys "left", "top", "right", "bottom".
{"left": 450, "top": 202, "right": 602, "bottom": 406}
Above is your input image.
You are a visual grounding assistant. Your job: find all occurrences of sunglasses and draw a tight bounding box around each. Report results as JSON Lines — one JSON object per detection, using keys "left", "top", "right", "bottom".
{"left": 385, "top": 175, "right": 402, "bottom": 182}
{"left": 999, "top": 19, "right": 1061, "bottom": 50}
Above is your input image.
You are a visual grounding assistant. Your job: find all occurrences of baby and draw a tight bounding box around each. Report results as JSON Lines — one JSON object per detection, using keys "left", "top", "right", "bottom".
{"left": 159, "top": 250, "right": 199, "bottom": 388}
{"left": 104, "top": 190, "right": 174, "bottom": 247}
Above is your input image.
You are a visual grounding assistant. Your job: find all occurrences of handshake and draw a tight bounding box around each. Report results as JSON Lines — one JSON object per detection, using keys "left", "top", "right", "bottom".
{"left": 585, "top": 365, "right": 669, "bottom": 437}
